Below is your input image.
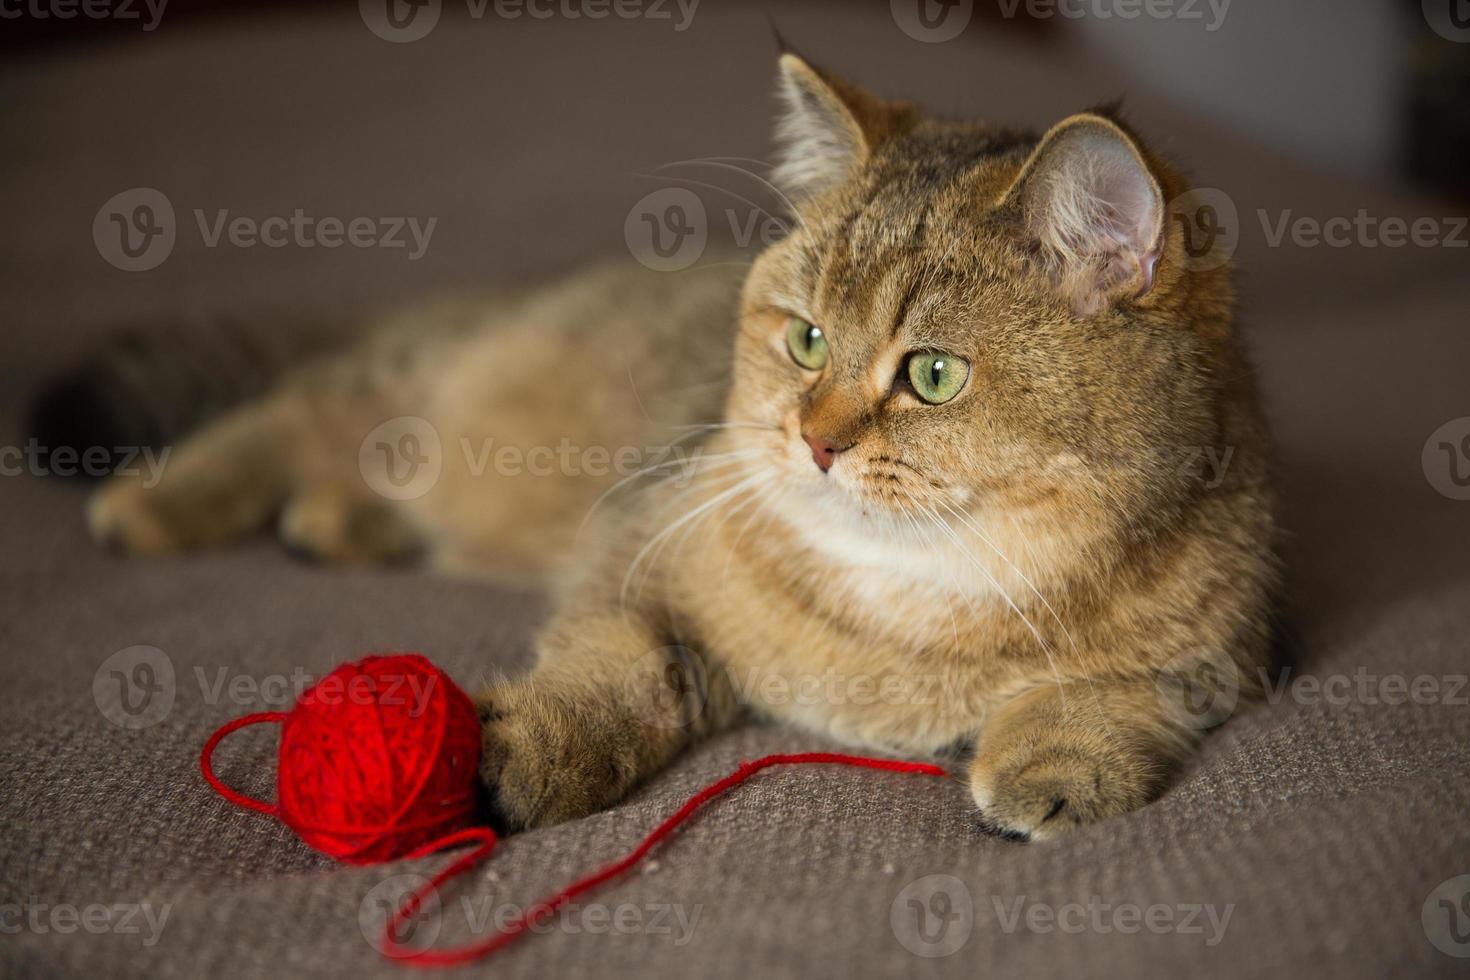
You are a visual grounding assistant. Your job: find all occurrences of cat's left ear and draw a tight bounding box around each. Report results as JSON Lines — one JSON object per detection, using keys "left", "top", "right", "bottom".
{"left": 773, "top": 53, "right": 911, "bottom": 202}
{"left": 1000, "top": 113, "right": 1165, "bottom": 316}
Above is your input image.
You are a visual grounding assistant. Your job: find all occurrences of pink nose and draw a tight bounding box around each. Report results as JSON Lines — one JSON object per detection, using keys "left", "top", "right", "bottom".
{"left": 802, "top": 434, "right": 844, "bottom": 472}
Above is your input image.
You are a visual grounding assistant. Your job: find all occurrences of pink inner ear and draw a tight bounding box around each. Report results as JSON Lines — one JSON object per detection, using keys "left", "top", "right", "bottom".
{"left": 1136, "top": 248, "right": 1161, "bottom": 298}
{"left": 1030, "top": 123, "right": 1165, "bottom": 311}
{"left": 1088, "top": 146, "right": 1164, "bottom": 284}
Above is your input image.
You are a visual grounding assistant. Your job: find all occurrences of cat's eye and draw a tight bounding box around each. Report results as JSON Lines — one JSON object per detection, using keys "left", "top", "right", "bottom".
{"left": 906, "top": 351, "right": 969, "bottom": 404}
{"left": 785, "top": 317, "right": 829, "bottom": 371}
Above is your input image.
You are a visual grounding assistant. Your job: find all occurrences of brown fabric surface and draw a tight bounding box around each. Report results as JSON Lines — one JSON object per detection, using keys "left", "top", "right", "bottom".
{"left": 2, "top": 5, "right": 1469, "bottom": 978}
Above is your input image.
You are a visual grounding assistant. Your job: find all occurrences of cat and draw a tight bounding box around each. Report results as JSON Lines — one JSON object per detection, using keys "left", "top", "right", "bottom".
{"left": 79, "top": 53, "right": 1278, "bottom": 840}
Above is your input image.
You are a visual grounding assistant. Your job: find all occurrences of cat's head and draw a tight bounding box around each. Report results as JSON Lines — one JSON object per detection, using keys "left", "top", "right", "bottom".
{"left": 726, "top": 54, "right": 1238, "bottom": 577}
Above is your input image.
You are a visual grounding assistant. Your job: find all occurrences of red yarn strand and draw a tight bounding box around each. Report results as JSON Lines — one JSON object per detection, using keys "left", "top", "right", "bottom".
{"left": 379, "top": 752, "right": 948, "bottom": 968}
{"left": 199, "top": 712, "right": 288, "bottom": 816}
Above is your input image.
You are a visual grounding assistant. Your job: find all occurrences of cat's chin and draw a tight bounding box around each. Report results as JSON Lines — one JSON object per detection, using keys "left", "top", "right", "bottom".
{"left": 778, "top": 470, "right": 935, "bottom": 551}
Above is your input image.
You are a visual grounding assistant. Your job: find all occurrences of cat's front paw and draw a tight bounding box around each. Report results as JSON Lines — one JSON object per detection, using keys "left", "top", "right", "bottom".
{"left": 969, "top": 743, "right": 1159, "bottom": 841}
{"left": 474, "top": 686, "right": 636, "bottom": 833}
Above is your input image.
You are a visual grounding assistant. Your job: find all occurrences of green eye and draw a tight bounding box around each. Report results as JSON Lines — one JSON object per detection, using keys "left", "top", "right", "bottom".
{"left": 785, "top": 317, "right": 829, "bottom": 371}
{"left": 906, "top": 351, "right": 969, "bottom": 404}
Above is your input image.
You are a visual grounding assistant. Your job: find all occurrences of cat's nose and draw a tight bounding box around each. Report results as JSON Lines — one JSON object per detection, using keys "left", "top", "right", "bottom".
{"left": 802, "top": 434, "right": 846, "bottom": 472}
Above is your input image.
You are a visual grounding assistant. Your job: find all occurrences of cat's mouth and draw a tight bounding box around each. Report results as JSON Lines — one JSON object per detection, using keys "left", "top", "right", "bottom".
{"left": 790, "top": 440, "right": 950, "bottom": 518}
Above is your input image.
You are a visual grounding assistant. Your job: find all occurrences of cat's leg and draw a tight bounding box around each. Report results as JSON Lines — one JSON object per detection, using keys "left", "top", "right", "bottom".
{"left": 87, "top": 368, "right": 418, "bottom": 559}
{"left": 968, "top": 678, "right": 1199, "bottom": 840}
{"left": 277, "top": 481, "right": 425, "bottom": 565}
{"left": 475, "top": 604, "right": 742, "bottom": 832}
{"left": 88, "top": 394, "right": 302, "bottom": 555}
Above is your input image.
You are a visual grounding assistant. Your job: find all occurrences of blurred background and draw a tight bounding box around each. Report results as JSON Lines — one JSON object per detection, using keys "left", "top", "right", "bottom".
{"left": 4, "top": 0, "right": 1467, "bottom": 195}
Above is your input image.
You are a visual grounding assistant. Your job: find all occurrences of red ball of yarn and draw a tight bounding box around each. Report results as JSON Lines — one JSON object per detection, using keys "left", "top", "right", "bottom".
{"left": 202, "top": 655, "right": 951, "bottom": 967}
{"left": 201, "top": 653, "right": 483, "bottom": 864}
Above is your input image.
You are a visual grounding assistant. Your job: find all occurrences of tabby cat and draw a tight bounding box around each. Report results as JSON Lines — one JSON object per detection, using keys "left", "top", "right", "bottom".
{"left": 83, "top": 54, "right": 1277, "bottom": 840}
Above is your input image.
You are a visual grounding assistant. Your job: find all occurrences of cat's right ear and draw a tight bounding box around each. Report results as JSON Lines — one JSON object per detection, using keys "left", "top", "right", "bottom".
{"left": 773, "top": 54, "right": 909, "bottom": 202}
{"left": 999, "top": 113, "right": 1166, "bottom": 317}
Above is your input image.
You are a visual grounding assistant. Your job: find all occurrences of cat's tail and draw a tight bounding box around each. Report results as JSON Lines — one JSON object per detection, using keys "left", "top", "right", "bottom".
{"left": 28, "top": 312, "right": 356, "bottom": 476}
